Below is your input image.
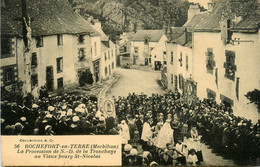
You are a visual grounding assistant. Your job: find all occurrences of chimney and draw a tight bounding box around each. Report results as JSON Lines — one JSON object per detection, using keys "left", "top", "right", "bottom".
{"left": 92, "top": 19, "right": 101, "bottom": 30}
{"left": 208, "top": 0, "right": 218, "bottom": 12}
{"left": 188, "top": 4, "right": 200, "bottom": 20}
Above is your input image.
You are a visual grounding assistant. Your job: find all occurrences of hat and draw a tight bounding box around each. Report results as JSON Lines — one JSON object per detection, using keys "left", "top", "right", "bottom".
{"left": 75, "top": 107, "right": 80, "bottom": 112}
{"left": 71, "top": 124, "right": 78, "bottom": 128}
{"left": 20, "top": 117, "right": 26, "bottom": 122}
{"left": 142, "top": 151, "right": 150, "bottom": 158}
{"left": 62, "top": 105, "right": 67, "bottom": 110}
{"left": 1, "top": 118, "right": 5, "bottom": 124}
{"left": 48, "top": 106, "right": 55, "bottom": 112}
{"left": 45, "top": 114, "right": 52, "bottom": 119}
{"left": 10, "top": 125, "right": 15, "bottom": 130}
{"left": 67, "top": 109, "right": 73, "bottom": 116}
{"left": 4, "top": 125, "right": 11, "bottom": 130}
{"left": 78, "top": 103, "right": 86, "bottom": 108}
{"left": 72, "top": 116, "right": 80, "bottom": 122}
{"left": 15, "top": 122, "right": 24, "bottom": 128}
{"left": 99, "top": 116, "right": 105, "bottom": 122}
{"left": 124, "top": 144, "right": 132, "bottom": 152}
{"left": 130, "top": 148, "right": 138, "bottom": 156}
{"left": 32, "top": 104, "right": 39, "bottom": 109}
{"left": 45, "top": 125, "right": 52, "bottom": 131}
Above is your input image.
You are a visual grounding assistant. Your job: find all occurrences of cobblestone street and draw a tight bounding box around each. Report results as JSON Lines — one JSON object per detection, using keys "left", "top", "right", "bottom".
{"left": 105, "top": 68, "right": 165, "bottom": 99}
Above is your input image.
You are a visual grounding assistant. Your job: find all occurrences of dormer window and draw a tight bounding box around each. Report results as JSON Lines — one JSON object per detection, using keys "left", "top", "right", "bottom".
{"left": 144, "top": 38, "right": 149, "bottom": 45}
{"left": 1, "top": 37, "right": 12, "bottom": 56}
{"left": 36, "top": 36, "right": 43, "bottom": 48}
{"left": 57, "top": 34, "right": 63, "bottom": 46}
{"left": 78, "top": 35, "right": 84, "bottom": 44}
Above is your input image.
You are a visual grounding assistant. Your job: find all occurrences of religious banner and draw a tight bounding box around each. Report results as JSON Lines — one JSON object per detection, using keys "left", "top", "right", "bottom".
{"left": 103, "top": 100, "right": 116, "bottom": 118}
{"left": 184, "top": 78, "right": 197, "bottom": 106}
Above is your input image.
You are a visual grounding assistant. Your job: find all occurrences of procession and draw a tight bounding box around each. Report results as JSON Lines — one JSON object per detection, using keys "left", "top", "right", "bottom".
{"left": 1, "top": 0, "right": 260, "bottom": 166}
{"left": 1, "top": 87, "right": 260, "bottom": 165}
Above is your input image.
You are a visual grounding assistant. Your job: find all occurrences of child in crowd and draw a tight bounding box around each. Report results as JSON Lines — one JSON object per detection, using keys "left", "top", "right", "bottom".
{"left": 187, "top": 149, "right": 198, "bottom": 166}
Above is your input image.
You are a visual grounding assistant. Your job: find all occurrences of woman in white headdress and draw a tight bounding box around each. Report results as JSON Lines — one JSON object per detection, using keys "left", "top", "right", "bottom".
{"left": 154, "top": 115, "right": 174, "bottom": 149}
{"left": 120, "top": 120, "right": 130, "bottom": 144}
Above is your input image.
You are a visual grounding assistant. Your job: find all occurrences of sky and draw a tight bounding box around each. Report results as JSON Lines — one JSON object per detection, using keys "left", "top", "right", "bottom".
{"left": 188, "top": 0, "right": 211, "bottom": 9}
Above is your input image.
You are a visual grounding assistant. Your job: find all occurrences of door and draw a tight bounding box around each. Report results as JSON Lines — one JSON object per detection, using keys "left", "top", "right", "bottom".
{"left": 46, "top": 66, "right": 54, "bottom": 91}
{"left": 93, "top": 61, "right": 100, "bottom": 82}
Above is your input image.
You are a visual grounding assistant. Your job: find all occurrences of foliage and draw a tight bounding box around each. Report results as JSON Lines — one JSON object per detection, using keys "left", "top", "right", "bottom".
{"left": 79, "top": 69, "right": 94, "bottom": 86}
{"left": 245, "top": 89, "right": 260, "bottom": 110}
{"left": 69, "top": 0, "right": 197, "bottom": 42}
{"left": 1, "top": 86, "right": 24, "bottom": 105}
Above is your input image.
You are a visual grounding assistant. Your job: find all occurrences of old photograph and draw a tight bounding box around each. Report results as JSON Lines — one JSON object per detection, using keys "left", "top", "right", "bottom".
{"left": 1, "top": 0, "right": 260, "bottom": 166}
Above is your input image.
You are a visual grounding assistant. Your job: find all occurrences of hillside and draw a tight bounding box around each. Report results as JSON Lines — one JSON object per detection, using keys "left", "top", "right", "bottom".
{"left": 69, "top": 0, "right": 199, "bottom": 41}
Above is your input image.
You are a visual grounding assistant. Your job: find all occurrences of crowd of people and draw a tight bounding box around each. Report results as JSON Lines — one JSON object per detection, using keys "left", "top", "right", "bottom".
{"left": 1, "top": 89, "right": 260, "bottom": 165}
{"left": 115, "top": 92, "right": 260, "bottom": 166}
{"left": 1, "top": 91, "right": 119, "bottom": 136}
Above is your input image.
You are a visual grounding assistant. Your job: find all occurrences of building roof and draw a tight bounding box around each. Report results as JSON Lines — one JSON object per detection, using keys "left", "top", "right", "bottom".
{"left": 194, "top": 2, "right": 260, "bottom": 32}
{"left": 132, "top": 30, "right": 164, "bottom": 42}
{"left": 1, "top": 0, "right": 100, "bottom": 37}
{"left": 232, "top": 8, "right": 260, "bottom": 32}
{"left": 167, "top": 27, "right": 192, "bottom": 47}
{"left": 184, "top": 12, "right": 207, "bottom": 31}
{"left": 101, "top": 40, "right": 115, "bottom": 52}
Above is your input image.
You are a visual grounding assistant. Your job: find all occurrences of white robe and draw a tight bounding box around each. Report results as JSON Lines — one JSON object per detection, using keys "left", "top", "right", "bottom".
{"left": 120, "top": 123, "right": 130, "bottom": 144}
{"left": 154, "top": 121, "right": 174, "bottom": 149}
{"left": 141, "top": 122, "right": 152, "bottom": 142}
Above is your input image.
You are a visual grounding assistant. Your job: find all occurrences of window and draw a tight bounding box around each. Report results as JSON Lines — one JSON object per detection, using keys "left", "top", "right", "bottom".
{"left": 207, "top": 88, "right": 216, "bottom": 100}
{"left": 1, "top": 37, "right": 11, "bottom": 56}
{"left": 56, "top": 57, "right": 63, "bottom": 73}
{"left": 78, "top": 35, "right": 84, "bottom": 44}
{"left": 134, "top": 47, "right": 139, "bottom": 53}
{"left": 174, "top": 75, "right": 178, "bottom": 90}
{"left": 220, "top": 94, "right": 234, "bottom": 108}
{"left": 179, "top": 74, "right": 184, "bottom": 90}
{"left": 206, "top": 48, "right": 215, "bottom": 74}
{"left": 171, "top": 74, "right": 173, "bottom": 85}
{"left": 109, "top": 65, "right": 111, "bottom": 75}
{"left": 94, "top": 42, "right": 97, "bottom": 57}
{"left": 108, "top": 50, "right": 110, "bottom": 59}
{"left": 31, "top": 52, "right": 37, "bottom": 67}
{"left": 31, "top": 74, "right": 38, "bottom": 88}
{"left": 186, "top": 54, "right": 188, "bottom": 71}
{"left": 105, "top": 67, "right": 108, "bottom": 76}
{"left": 170, "top": 51, "right": 173, "bottom": 64}
{"left": 3, "top": 67, "right": 15, "bottom": 84}
{"left": 78, "top": 48, "right": 86, "bottom": 61}
{"left": 57, "top": 34, "right": 63, "bottom": 46}
{"left": 179, "top": 52, "right": 183, "bottom": 67}
{"left": 163, "top": 51, "right": 166, "bottom": 55}
{"left": 57, "top": 77, "right": 63, "bottom": 89}
{"left": 224, "top": 50, "right": 236, "bottom": 81}
{"left": 144, "top": 38, "right": 148, "bottom": 45}
{"left": 104, "top": 53, "right": 107, "bottom": 61}
{"left": 36, "top": 36, "right": 43, "bottom": 48}
{"left": 112, "top": 62, "right": 114, "bottom": 69}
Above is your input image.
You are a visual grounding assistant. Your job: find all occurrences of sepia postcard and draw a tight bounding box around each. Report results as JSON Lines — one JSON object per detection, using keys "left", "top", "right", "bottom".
{"left": 1, "top": 0, "right": 260, "bottom": 166}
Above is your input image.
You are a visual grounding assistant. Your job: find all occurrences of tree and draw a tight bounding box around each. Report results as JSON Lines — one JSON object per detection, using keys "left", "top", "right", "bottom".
{"left": 245, "top": 89, "right": 260, "bottom": 111}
